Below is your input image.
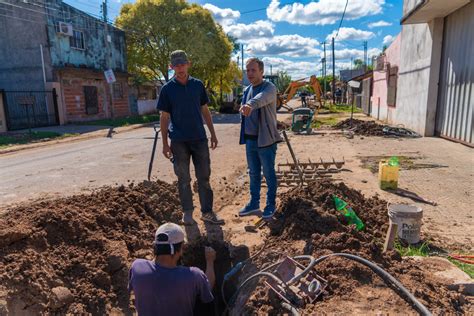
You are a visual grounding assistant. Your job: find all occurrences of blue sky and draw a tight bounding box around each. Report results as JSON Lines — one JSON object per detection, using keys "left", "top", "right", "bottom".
{"left": 65, "top": 0, "right": 403, "bottom": 78}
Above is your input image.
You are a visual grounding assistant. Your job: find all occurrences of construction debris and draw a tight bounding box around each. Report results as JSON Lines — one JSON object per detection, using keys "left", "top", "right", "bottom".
{"left": 334, "top": 119, "right": 422, "bottom": 138}
{"left": 234, "top": 180, "right": 466, "bottom": 315}
{"left": 334, "top": 118, "right": 385, "bottom": 136}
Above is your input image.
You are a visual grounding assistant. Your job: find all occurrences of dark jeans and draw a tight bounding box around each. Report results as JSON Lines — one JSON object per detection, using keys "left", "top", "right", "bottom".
{"left": 245, "top": 139, "right": 278, "bottom": 209}
{"left": 171, "top": 139, "right": 213, "bottom": 214}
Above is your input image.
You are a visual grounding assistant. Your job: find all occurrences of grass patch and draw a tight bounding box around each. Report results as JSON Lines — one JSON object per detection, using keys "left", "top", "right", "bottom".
{"left": 395, "top": 241, "right": 430, "bottom": 257}
{"left": 395, "top": 241, "right": 474, "bottom": 278}
{"left": 358, "top": 155, "right": 447, "bottom": 174}
{"left": 311, "top": 117, "right": 338, "bottom": 129}
{"left": 74, "top": 114, "right": 160, "bottom": 127}
{"left": 323, "top": 104, "right": 363, "bottom": 114}
{"left": 449, "top": 259, "right": 474, "bottom": 278}
{"left": 0, "top": 131, "right": 79, "bottom": 149}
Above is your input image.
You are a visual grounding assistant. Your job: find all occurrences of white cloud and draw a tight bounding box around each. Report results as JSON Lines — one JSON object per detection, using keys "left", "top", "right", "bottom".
{"left": 261, "top": 57, "right": 318, "bottom": 79}
{"left": 246, "top": 34, "right": 321, "bottom": 57}
{"left": 328, "top": 47, "right": 381, "bottom": 60}
{"left": 203, "top": 3, "right": 240, "bottom": 26}
{"left": 326, "top": 27, "right": 375, "bottom": 42}
{"left": 225, "top": 20, "right": 274, "bottom": 42}
{"left": 383, "top": 35, "right": 394, "bottom": 45}
{"left": 368, "top": 20, "right": 392, "bottom": 28}
{"left": 267, "top": 0, "right": 385, "bottom": 26}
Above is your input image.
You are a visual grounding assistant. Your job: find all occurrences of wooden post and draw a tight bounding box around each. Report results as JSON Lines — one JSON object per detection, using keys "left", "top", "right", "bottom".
{"left": 282, "top": 130, "right": 304, "bottom": 186}
{"left": 383, "top": 221, "right": 398, "bottom": 253}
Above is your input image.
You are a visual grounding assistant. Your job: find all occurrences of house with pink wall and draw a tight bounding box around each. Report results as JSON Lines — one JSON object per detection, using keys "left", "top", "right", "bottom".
{"left": 370, "top": 34, "right": 401, "bottom": 123}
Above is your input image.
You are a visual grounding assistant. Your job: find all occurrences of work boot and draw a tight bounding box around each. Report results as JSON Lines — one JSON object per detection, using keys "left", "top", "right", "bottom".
{"left": 201, "top": 212, "right": 225, "bottom": 225}
{"left": 182, "top": 210, "right": 196, "bottom": 226}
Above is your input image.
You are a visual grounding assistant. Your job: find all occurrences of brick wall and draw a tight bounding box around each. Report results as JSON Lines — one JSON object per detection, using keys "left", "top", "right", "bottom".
{"left": 57, "top": 68, "right": 130, "bottom": 122}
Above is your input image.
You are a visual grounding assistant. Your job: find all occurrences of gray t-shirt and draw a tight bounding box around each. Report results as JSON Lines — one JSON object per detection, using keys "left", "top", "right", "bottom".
{"left": 129, "top": 259, "right": 214, "bottom": 316}
{"left": 243, "top": 83, "right": 265, "bottom": 136}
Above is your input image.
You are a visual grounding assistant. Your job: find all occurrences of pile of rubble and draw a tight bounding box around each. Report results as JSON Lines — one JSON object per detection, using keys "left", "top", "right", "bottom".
{"left": 334, "top": 118, "right": 385, "bottom": 136}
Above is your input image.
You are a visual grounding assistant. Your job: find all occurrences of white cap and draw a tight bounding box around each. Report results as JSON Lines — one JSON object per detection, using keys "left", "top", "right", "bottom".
{"left": 154, "top": 223, "right": 186, "bottom": 255}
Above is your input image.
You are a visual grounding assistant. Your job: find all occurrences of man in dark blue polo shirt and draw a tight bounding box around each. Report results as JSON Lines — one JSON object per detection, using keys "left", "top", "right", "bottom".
{"left": 157, "top": 50, "right": 224, "bottom": 225}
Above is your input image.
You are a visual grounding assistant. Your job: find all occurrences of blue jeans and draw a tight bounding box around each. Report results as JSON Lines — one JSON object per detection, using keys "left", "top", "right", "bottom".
{"left": 245, "top": 139, "right": 277, "bottom": 209}
{"left": 171, "top": 140, "right": 213, "bottom": 214}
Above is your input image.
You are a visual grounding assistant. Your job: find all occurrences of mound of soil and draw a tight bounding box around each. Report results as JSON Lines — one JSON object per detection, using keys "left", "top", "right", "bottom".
{"left": 0, "top": 181, "right": 181, "bottom": 315}
{"left": 334, "top": 118, "right": 385, "bottom": 136}
{"left": 239, "top": 181, "right": 466, "bottom": 315}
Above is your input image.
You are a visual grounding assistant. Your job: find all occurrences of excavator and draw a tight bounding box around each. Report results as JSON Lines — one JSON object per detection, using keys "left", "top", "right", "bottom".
{"left": 277, "top": 75, "right": 324, "bottom": 112}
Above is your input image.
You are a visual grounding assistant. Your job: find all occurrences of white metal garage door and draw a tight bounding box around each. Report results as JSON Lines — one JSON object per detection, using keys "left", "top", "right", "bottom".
{"left": 436, "top": 2, "right": 474, "bottom": 146}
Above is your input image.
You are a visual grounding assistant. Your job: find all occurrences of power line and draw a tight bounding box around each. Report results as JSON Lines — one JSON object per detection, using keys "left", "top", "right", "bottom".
{"left": 335, "top": 0, "right": 349, "bottom": 39}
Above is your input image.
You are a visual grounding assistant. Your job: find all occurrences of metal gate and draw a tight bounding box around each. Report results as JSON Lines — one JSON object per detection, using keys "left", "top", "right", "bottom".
{"left": 1, "top": 89, "right": 60, "bottom": 131}
{"left": 436, "top": 2, "right": 474, "bottom": 146}
{"left": 361, "top": 77, "right": 372, "bottom": 115}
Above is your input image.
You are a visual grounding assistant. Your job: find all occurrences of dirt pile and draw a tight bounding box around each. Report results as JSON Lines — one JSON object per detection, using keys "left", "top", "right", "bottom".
{"left": 0, "top": 181, "right": 181, "bottom": 315}
{"left": 334, "top": 118, "right": 385, "bottom": 136}
{"left": 239, "top": 181, "right": 467, "bottom": 315}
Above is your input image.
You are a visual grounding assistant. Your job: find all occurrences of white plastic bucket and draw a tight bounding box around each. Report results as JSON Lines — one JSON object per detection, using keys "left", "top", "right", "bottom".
{"left": 388, "top": 204, "right": 423, "bottom": 244}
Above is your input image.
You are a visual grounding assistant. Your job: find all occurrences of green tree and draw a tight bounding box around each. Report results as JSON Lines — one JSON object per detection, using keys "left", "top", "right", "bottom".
{"left": 317, "top": 75, "right": 334, "bottom": 93}
{"left": 353, "top": 59, "right": 364, "bottom": 70}
{"left": 116, "top": 0, "right": 233, "bottom": 85}
{"left": 275, "top": 71, "right": 292, "bottom": 93}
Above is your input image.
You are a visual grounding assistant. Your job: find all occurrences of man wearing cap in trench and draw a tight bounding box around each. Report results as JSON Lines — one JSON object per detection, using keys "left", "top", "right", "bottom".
{"left": 129, "top": 223, "right": 217, "bottom": 315}
{"left": 157, "top": 50, "right": 224, "bottom": 226}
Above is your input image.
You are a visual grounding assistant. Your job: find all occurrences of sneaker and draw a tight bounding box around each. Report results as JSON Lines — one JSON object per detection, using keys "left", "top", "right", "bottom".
{"left": 262, "top": 206, "right": 276, "bottom": 219}
{"left": 239, "top": 204, "right": 260, "bottom": 217}
{"left": 181, "top": 210, "right": 196, "bottom": 226}
{"left": 201, "top": 212, "right": 225, "bottom": 225}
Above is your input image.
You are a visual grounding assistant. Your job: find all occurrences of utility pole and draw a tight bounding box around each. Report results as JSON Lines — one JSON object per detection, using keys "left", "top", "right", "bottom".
{"left": 331, "top": 37, "right": 335, "bottom": 104}
{"left": 102, "top": 0, "right": 114, "bottom": 118}
{"left": 350, "top": 56, "right": 353, "bottom": 78}
{"left": 270, "top": 64, "right": 273, "bottom": 76}
{"left": 323, "top": 41, "right": 327, "bottom": 98}
{"left": 363, "top": 41, "right": 368, "bottom": 72}
{"left": 241, "top": 43, "right": 244, "bottom": 79}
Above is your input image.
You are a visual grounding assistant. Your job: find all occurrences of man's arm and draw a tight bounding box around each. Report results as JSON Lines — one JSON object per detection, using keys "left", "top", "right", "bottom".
{"left": 160, "top": 111, "right": 172, "bottom": 159}
{"left": 240, "top": 83, "right": 277, "bottom": 117}
{"left": 204, "top": 246, "right": 216, "bottom": 288}
{"left": 201, "top": 105, "right": 218, "bottom": 150}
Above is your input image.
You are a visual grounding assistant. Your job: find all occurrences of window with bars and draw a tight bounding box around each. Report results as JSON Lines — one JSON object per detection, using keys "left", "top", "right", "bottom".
{"left": 70, "top": 30, "right": 85, "bottom": 50}
{"left": 113, "top": 82, "right": 123, "bottom": 100}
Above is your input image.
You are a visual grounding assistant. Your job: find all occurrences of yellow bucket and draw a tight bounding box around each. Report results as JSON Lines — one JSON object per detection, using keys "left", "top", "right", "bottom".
{"left": 378, "top": 160, "right": 399, "bottom": 190}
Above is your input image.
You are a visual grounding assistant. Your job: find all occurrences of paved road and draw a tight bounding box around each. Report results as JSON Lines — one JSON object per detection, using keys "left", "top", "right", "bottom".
{"left": 0, "top": 114, "right": 244, "bottom": 209}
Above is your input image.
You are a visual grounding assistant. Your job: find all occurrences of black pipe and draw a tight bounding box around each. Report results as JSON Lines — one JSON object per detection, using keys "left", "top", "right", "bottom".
{"left": 312, "top": 253, "right": 432, "bottom": 316}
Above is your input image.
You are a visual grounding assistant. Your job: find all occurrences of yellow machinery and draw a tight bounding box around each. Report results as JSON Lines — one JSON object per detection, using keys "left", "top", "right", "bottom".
{"left": 277, "top": 75, "right": 324, "bottom": 112}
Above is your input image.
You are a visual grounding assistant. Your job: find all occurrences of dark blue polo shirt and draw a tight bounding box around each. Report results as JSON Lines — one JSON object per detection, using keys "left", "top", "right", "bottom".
{"left": 157, "top": 76, "right": 209, "bottom": 141}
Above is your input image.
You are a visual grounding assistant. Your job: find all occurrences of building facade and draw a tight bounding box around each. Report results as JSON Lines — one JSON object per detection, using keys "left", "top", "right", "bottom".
{"left": 395, "top": 0, "right": 473, "bottom": 145}
{"left": 0, "top": 0, "right": 130, "bottom": 129}
{"left": 370, "top": 34, "right": 401, "bottom": 123}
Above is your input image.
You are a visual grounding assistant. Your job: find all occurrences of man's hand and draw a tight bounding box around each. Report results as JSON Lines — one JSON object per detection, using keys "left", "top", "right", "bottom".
{"left": 205, "top": 247, "right": 216, "bottom": 263}
{"left": 163, "top": 143, "right": 172, "bottom": 159}
{"left": 210, "top": 134, "right": 218, "bottom": 150}
{"left": 240, "top": 104, "right": 252, "bottom": 117}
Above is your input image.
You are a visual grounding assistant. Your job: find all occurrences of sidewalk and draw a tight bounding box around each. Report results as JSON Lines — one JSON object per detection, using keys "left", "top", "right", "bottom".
{"left": 0, "top": 121, "right": 159, "bottom": 155}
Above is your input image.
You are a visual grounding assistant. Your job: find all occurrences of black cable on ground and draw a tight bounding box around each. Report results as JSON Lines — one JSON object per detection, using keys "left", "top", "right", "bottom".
{"left": 312, "top": 253, "right": 432, "bottom": 316}
{"left": 226, "top": 253, "right": 432, "bottom": 316}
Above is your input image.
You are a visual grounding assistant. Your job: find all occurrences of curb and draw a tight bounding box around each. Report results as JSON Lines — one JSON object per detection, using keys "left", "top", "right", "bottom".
{"left": 0, "top": 122, "right": 158, "bottom": 156}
